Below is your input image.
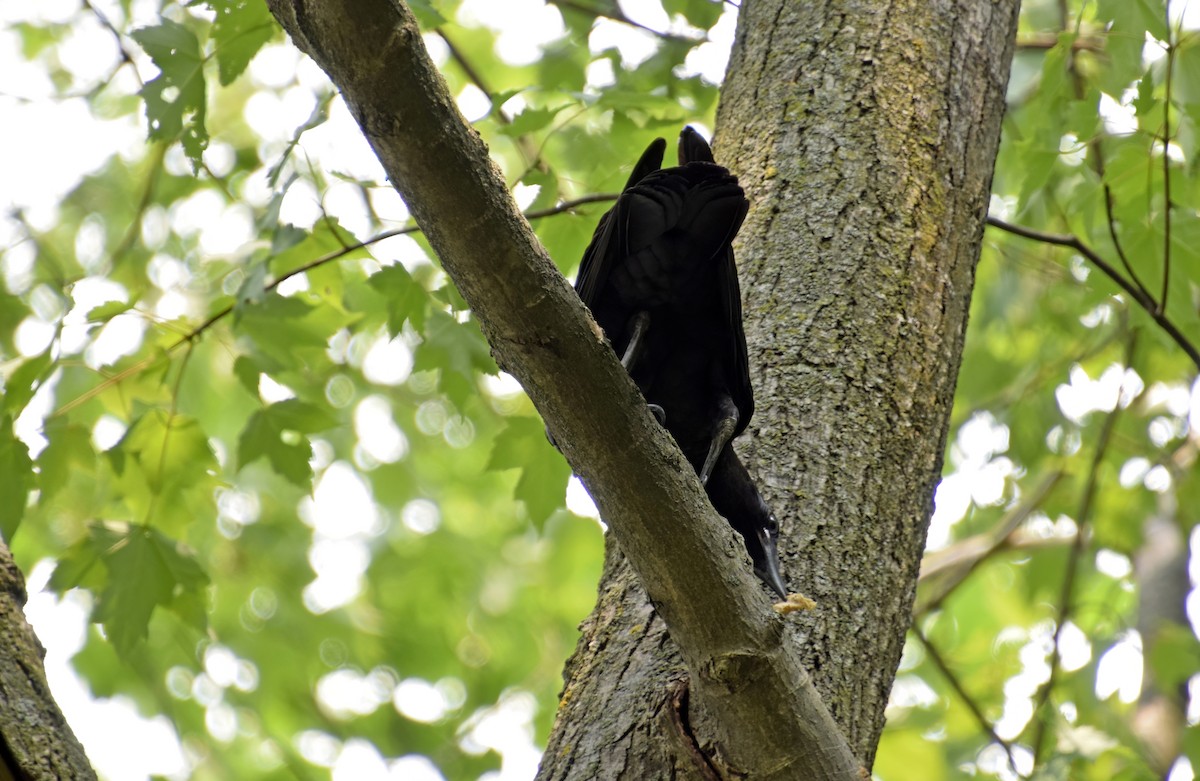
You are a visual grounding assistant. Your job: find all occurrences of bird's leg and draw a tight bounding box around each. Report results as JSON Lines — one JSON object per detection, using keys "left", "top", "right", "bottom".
{"left": 620, "top": 311, "right": 650, "bottom": 370}
{"left": 700, "top": 395, "right": 738, "bottom": 485}
{"left": 619, "top": 312, "right": 666, "bottom": 426}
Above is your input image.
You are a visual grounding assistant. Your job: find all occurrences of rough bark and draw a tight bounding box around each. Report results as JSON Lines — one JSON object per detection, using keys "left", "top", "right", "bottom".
{"left": 267, "top": 0, "right": 861, "bottom": 777}
{"left": 1132, "top": 503, "right": 1189, "bottom": 773}
{"left": 541, "top": 0, "right": 1020, "bottom": 775}
{"left": 718, "top": 0, "right": 1021, "bottom": 761}
{"left": 0, "top": 539, "right": 97, "bottom": 781}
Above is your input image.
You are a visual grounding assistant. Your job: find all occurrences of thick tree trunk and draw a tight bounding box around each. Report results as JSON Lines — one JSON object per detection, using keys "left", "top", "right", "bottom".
{"left": 0, "top": 539, "right": 97, "bottom": 780}
{"left": 270, "top": 0, "right": 859, "bottom": 777}
{"left": 539, "top": 0, "right": 1019, "bottom": 775}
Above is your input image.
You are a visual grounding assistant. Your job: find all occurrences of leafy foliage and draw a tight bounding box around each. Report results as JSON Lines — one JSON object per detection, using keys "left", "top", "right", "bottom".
{"left": 3, "top": 0, "right": 1200, "bottom": 779}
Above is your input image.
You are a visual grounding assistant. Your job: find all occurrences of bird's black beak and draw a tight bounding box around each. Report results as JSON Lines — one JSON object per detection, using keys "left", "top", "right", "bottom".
{"left": 754, "top": 526, "right": 788, "bottom": 600}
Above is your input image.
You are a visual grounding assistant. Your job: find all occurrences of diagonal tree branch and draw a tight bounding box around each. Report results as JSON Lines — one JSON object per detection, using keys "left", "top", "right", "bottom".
{"left": 910, "top": 624, "right": 1020, "bottom": 777}
{"left": 264, "top": 0, "right": 861, "bottom": 777}
{"left": 915, "top": 469, "right": 1065, "bottom": 616}
{"left": 986, "top": 216, "right": 1200, "bottom": 371}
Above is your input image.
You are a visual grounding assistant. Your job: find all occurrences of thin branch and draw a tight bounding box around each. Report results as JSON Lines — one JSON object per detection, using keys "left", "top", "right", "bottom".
{"left": 436, "top": 30, "right": 549, "bottom": 175}
{"left": 1015, "top": 33, "right": 1104, "bottom": 52}
{"left": 51, "top": 193, "right": 619, "bottom": 418}
{"left": 1029, "top": 330, "right": 1137, "bottom": 765}
{"left": 81, "top": 0, "right": 143, "bottom": 88}
{"left": 144, "top": 342, "right": 195, "bottom": 525}
{"left": 911, "top": 624, "right": 1022, "bottom": 778}
{"left": 986, "top": 216, "right": 1200, "bottom": 371}
{"left": 106, "top": 144, "right": 167, "bottom": 268}
{"left": 915, "top": 470, "right": 1065, "bottom": 616}
{"left": 1095, "top": 153, "right": 1153, "bottom": 302}
{"left": 1052, "top": 6, "right": 1157, "bottom": 307}
{"left": 548, "top": 0, "right": 704, "bottom": 44}
{"left": 1161, "top": 8, "right": 1175, "bottom": 314}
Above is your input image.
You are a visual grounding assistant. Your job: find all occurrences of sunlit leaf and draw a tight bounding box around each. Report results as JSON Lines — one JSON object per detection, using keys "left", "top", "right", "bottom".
{"left": 0, "top": 415, "right": 33, "bottom": 539}
{"left": 488, "top": 415, "right": 570, "bottom": 528}
{"left": 206, "top": 0, "right": 277, "bottom": 85}
{"left": 85, "top": 299, "right": 134, "bottom": 323}
{"left": 2, "top": 348, "right": 54, "bottom": 416}
{"left": 131, "top": 20, "right": 208, "bottom": 166}
{"left": 237, "top": 399, "right": 337, "bottom": 487}
{"left": 53, "top": 522, "right": 209, "bottom": 653}
{"left": 37, "top": 419, "right": 95, "bottom": 506}
{"left": 369, "top": 263, "right": 430, "bottom": 335}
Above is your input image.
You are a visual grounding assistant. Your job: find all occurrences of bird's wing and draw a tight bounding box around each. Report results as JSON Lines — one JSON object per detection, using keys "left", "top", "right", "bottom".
{"left": 718, "top": 205, "right": 754, "bottom": 434}
{"left": 624, "top": 137, "right": 667, "bottom": 191}
{"left": 678, "top": 126, "right": 715, "bottom": 164}
{"left": 575, "top": 138, "right": 666, "bottom": 306}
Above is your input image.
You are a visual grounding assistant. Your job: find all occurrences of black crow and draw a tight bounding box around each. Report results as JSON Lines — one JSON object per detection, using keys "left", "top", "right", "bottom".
{"left": 574, "top": 127, "right": 788, "bottom": 599}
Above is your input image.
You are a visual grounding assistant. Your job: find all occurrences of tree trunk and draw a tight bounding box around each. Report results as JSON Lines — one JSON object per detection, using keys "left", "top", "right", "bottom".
{"left": 0, "top": 539, "right": 97, "bottom": 780}
{"left": 539, "top": 0, "right": 1020, "bottom": 775}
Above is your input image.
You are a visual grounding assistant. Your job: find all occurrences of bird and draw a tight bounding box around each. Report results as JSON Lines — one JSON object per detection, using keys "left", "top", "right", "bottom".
{"left": 574, "top": 126, "right": 788, "bottom": 599}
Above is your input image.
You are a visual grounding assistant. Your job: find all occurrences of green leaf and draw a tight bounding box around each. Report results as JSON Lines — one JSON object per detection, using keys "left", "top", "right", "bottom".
{"left": 1174, "top": 37, "right": 1200, "bottom": 109}
{"left": 488, "top": 415, "right": 570, "bottom": 528}
{"left": 0, "top": 415, "right": 34, "bottom": 539}
{"left": 1133, "top": 71, "right": 1157, "bottom": 118}
{"left": 409, "top": 0, "right": 448, "bottom": 28}
{"left": 368, "top": 263, "right": 430, "bottom": 335}
{"left": 234, "top": 259, "right": 269, "bottom": 310}
{"left": 233, "top": 354, "right": 262, "bottom": 396}
{"left": 206, "top": 0, "right": 277, "bottom": 85}
{"left": 413, "top": 310, "right": 498, "bottom": 407}
{"left": 105, "top": 410, "right": 218, "bottom": 527}
{"left": 497, "top": 105, "right": 567, "bottom": 137}
{"left": 0, "top": 293, "right": 30, "bottom": 354}
{"left": 267, "top": 398, "right": 338, "bottom": 433}
{"left": 2, "top": 348, "right": 54, "bottom": 416}
{"left": 38, "top": 420, "right": 95, "bottom": 506}
{"left": 111, "top": 410, "right": 216, "bottom": 495}
{"left": 237, "top": 399, "right": 336, "bottom": 486}
{"left": 131, "top": 19, "right": 208, "bottom": 166}
{"left": 235, "top": 292, "right": 334, "bottom": 362}
{"left": 56, "top": 522, "right": 209, "bottom": 652}
{"left": 1095, "top": 0, "right": 1169, "bottom": 93}
{"left": 662, "top": 0, "right": 722, "bottom": 30}
{"left": 271, "top": 223, "right": 308, "bottom": 254}
{"left": 1147, "top": 622, "right": 1200, "bottom": 690}
{"left": 85, "top": 299, "right": 134, "bottom": 323}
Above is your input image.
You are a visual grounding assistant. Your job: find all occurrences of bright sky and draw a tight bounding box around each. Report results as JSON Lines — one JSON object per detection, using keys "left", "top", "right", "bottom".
{"left": 3, "top": 1, "right": 1199, "bottom": 780}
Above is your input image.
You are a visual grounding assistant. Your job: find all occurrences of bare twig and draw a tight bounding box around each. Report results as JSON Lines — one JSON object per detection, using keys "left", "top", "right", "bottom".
{"left": 101, "top": 145, "right": 167, "bottom": 269}
{"left": 81, "top": 0, "right": 143, "bottom": 87}
{"left": 436, "top": 30, "right": 549, "bottom": 175}
{"left": 1015, "top": 33, "right": 1104, "bottom": 52}
{"left": 911, "top": 624, "right": 1022, "bottom": 777}
{"left": 986, "top": 216, "right": 1200, "bottom": 370}
{"left": 548, "top": 0, "right": 704, "bottom": 44}
{"left": 1160, "top": 9, "right": 1175, "bottom": 314}
{"left": 1029, "top": 330, "right": 1137, "bottom": 764}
